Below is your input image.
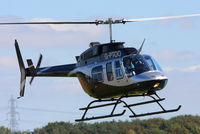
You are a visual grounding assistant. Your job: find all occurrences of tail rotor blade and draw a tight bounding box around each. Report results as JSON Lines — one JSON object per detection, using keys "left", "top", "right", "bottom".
{"left": 29, "top": 77, "right": 34, "bottom": 85}
{"left": 36, "top": 54, "right": 43, "bottom": 68}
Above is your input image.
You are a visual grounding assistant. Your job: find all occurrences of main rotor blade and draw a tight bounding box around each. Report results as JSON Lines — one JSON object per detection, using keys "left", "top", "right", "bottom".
{"left": 0, "top": 21, "right": 100, "bottom": 25}
{"left": 123, "top": 13, "right": 200, "bottom": 22}
{"left": 0, "top": 13, "right": 199, "bottom": 25}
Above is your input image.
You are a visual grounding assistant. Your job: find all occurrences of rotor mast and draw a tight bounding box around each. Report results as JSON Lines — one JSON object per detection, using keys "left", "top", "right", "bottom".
{"left": 105, "top": 18, "right": 125, "bottom": 43}
{"left": 108, "top": 18, "right": 113, "bottom": 42}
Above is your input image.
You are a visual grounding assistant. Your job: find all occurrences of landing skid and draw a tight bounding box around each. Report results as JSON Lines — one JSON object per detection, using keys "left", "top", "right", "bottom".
{"left": 75, "top": 93, "right": 181, "bottom": 122}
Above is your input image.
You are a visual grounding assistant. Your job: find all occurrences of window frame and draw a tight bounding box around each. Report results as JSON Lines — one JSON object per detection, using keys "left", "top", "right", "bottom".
{"left": 106, "top": 62, "right": 114, "bottom": 81}
{"left": 114, "top": 60, "right": 124, "bottom": 79}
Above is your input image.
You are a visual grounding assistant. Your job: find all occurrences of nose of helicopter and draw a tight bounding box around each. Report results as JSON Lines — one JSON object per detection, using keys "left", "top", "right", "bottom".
{"left": 133, "top": 71, "right": 167, "bottom": 81}
{"left": 132, "top": 71, "right": 168, "bottom": 90}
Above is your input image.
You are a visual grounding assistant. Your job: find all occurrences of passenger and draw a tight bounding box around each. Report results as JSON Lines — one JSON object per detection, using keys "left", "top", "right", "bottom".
{"left": 124, "top": 58, "right": 135, "bottom": 76}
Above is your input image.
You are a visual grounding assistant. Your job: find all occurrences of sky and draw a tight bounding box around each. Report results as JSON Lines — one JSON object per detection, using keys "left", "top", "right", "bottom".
{"left": 0, "top": 0, "right": 200, "bottom": 131}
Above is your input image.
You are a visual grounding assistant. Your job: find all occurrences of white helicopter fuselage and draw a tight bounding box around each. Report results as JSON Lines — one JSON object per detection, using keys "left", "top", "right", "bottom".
{"left": 75, "top": 53, "right": 168, "bottom": 99}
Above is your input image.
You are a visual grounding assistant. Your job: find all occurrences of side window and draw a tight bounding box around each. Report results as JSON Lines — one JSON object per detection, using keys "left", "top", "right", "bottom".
{"left": 106, "top": 62, "right": 114, "bottom": 81}
{"left": 91, "top": 66, "right": 103, "bottom": 82}
{"left": 115, "top": 61, "right": 123, "bottom": 79}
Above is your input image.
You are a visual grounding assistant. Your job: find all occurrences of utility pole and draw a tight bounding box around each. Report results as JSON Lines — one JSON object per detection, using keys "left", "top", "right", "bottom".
{"left": 7, "top": 95, "right": 19, "bottom": 133}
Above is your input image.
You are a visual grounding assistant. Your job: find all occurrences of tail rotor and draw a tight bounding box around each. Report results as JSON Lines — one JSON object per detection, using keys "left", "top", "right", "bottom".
{"left": 29, "top": 54, "right": 43, "bottom": 85}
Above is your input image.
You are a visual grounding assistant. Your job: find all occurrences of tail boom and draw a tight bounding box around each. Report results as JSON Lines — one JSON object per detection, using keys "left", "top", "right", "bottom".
{"left": 15, "top": 40, "right": 77, "bottom": 98}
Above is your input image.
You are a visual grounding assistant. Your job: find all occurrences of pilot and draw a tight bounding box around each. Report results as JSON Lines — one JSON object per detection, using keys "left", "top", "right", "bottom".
{"left": 133, "top": 59, "right": 144, "bottom": 74}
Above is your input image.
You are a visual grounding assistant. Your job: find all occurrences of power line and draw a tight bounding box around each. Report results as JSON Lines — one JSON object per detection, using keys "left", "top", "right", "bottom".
{"left": 0, "top": 107, "right": 7, "bottom": 111}
{"left": 19, "top": 107, "right": 84, "bottom": 115}
{"left": 19, "top": 119, "right": 47, "bottom": 124}
{"left": 0, "top": 120, "right": 7, "bottom": 123}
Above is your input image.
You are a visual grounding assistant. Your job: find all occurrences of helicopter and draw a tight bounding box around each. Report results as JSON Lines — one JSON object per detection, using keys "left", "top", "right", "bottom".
{"left": 1, "top": 13, "right": 200, "bottom": 121}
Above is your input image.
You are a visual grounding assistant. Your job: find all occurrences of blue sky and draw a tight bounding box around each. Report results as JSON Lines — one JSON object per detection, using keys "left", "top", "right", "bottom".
{"left": 0, "top": 0, "right": 200, "bottom": 131}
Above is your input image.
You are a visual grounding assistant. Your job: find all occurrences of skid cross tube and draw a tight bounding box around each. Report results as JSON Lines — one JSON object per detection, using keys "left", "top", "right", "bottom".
{"left": 124, "top": 98, "right": 165, "bottom": 107}
{"left": 79, "top": 101, "right": 121, "bottom": 110}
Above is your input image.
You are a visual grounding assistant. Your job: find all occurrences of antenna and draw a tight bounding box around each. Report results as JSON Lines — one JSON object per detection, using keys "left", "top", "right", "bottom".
{"left": 8, "top": 95, "right": 19, "bottom": 133}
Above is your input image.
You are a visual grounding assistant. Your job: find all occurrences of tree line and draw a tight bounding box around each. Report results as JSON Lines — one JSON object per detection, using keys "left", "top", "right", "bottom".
{"left": 1, "top": 115, "right": 200, "bottom": 134}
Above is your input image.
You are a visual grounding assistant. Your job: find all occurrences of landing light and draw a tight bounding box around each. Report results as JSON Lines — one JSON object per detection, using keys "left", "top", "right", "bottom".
{"left": 153, "top": 83, "right": 160, "bottom": 88}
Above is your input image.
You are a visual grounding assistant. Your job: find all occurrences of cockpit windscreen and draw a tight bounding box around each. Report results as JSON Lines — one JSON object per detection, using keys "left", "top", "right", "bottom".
{"left": 123, "top": 55, "right": 151, "bottom": 77}
{"left": 143, "top": 54, "right": 163, "bottom": 72}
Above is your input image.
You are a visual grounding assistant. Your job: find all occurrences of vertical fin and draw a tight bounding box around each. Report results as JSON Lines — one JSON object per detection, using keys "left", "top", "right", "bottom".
{"left": 14, "top": 40, "right": 26, "bottom": 98}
